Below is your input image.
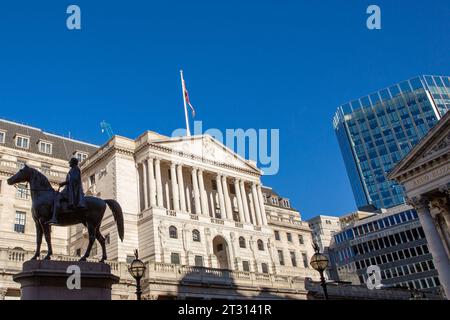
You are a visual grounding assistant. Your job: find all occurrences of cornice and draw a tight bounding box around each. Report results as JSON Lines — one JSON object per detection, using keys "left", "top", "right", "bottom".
{"left": 135, "top": 141, "right": 261, "bottom": 177}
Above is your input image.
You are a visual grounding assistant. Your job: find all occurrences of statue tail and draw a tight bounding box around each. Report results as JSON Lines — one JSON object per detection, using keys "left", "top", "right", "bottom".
{"left": 105, "top": 199, "right": 124, "bottom": 242}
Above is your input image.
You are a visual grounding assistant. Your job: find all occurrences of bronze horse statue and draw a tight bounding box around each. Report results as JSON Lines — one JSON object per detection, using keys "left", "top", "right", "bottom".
{"left": 7, "top": 165, "right": 124, "bottom": 262}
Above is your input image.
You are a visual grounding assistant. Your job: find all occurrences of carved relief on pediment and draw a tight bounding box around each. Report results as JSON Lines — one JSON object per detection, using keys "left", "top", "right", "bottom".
{"left": 422, "top": 132, "right": 450, "bottom": 160}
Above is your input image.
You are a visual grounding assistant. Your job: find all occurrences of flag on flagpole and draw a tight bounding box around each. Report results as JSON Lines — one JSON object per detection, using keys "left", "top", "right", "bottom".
{"left": 182, "top": 76, "right": 196, "bottom": 117}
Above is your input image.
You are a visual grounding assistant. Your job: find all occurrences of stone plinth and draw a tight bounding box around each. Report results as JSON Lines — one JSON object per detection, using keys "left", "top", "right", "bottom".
{"left": 13, "top": 260, "right": 119, "bottom": 300}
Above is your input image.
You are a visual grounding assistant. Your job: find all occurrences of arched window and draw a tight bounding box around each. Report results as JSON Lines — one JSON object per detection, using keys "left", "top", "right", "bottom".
{"left": 169, "top": 226, "right": 178, "bottom": 239}
{"left": 257, "top": 239, "right": 264, "bottom": 251}
{"left": 192, "top": 229, "right": 201, "bottom": 242}
{"left": 239, "top": 236, "right": 246, "bottom": 248}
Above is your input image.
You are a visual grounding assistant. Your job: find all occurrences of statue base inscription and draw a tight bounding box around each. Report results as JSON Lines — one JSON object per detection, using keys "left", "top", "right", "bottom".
{"left": 13, "top": 260, "right": 119, "bottom": 300}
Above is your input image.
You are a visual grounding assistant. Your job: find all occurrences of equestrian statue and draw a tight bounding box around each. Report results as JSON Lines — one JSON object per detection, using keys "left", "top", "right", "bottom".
{"left": 7, "top": 157, "right": 124, "bottom": 262}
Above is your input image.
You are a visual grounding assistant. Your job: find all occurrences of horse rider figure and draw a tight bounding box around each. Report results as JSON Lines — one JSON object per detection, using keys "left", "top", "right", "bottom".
{"left": 48, "top": 157, "right": 87, "bottom": 225}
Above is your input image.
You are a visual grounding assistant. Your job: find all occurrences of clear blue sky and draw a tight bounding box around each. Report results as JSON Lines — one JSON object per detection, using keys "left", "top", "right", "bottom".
{"left": 0, "top": 1, "right": 449, "bottom": 219}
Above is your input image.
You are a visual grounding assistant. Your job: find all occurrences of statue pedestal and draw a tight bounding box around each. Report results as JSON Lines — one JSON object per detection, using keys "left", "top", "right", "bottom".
{"left": 13, "top": 260, "right": 119, "bottom": 300}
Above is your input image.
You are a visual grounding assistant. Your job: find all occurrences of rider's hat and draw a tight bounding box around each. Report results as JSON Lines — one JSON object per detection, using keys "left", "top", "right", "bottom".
{"left": 69, "top": 157, "right": 79, "bottom": 166}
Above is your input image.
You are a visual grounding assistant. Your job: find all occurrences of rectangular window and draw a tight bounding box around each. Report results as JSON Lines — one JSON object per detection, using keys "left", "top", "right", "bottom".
{"left": 290, "top": 251, "right": 297, "bottom": 267}
{"left": 298, "top": 234, "right": 304, "bottom": 245}
{"left": 89, "top": 174, "right": 96, "bottom": 186}
{"left": 211, "top": 180, "right": 217, "bottom": 191}
{"left": 274, "top": 230, "right": 280, "bottom": 240}
{"left": 16, "top": 136, "right": 29, "bottom": 149}
{"left": 242, "top": 260, "right": 250, "bottom": 272}
{"left": 16, "top": 183, "right": 29, "bottom": 200}
{"left": 0, "top": 131, "right": 5, "bottom": 144}
{"left": 38, "top": 141, "right": 52, "bottom": 154}
{"left": 278, "top": 250, "right": 285, "bottom": 266}
{"left": 302, "top": 253, "right": 308, "bottom": 268}
{"left": 171, "top": 252, "right": 180, "bottom": 265}
{"left": 75, "top": 152, "right": 88, "bottom": 163}
{"left": 261, "top": 263, "right": 269, "bottom": 274}
{"left": 286, "top": 233, "right": 292, "bottom": 242}
{"left": 194, "top": 255, "right": 204, "bottom": 267}
{"left": 14, "top": 211, "right": 26, "bottom": 233}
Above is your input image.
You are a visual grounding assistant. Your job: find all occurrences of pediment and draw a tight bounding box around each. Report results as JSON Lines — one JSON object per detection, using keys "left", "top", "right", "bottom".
{"left": 153, "top": 135, "right": 260, "bottom": 173}
{"left": 389, "top": 114, "right": 450, "bottom": 179}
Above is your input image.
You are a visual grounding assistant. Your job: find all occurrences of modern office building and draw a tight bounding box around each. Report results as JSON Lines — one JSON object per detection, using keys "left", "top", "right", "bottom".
{"left": 307, "top": 215, "right": 341, "bottom": 253}
{"left": 329, "top": 205, "right": 442, "bottom": 295}
{"left": 333, "top": 75, "right": 450, "bottom": 210}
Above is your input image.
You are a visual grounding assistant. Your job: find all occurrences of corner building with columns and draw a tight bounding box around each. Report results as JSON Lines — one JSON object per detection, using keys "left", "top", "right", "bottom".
{"left": 69, "top": 130, "right": 317, "bottom": 299}
{"left": 389, "top": 110, "right": 450, "bottom": 298}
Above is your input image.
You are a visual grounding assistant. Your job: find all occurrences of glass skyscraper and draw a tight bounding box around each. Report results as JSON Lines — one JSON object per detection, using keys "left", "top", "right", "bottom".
{"left": 333, "top": 75, "right": 450, "bottom": 210}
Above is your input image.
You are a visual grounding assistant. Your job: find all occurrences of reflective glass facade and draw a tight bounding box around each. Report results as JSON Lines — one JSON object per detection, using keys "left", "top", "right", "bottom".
{"left": 334, "top": 75, "right": 450, "bottom": 209}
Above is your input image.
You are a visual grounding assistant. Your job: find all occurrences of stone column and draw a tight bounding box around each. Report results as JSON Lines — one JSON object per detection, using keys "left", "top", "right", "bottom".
{"left": 185, "top": 185, "right": 192, "bottom": 213}
{"left": 177, "top": 164, "right": 186, "bottom": 212}
{"left": 142, "top": 161, "right": 149, "bottom": 209}
{"left": 248, "top": 190, "right": 257, "bottom": 225}
{"left": 257, "top": 184, "right": 268, "bottom": 226}
{"left": 222, "top": 175, "right": 233, "bottom": 220}
{"left": 251, "top": 183, "right": 262, "bottom": 226}
{"left": 240, "top": 180, "right": 251, "bottom": 223}
{"left": 148, "top": 158, "right": 156, "bottom": 208}
{"left": 234, "top": 179, "right": 245, "bottom": 223}
{"left": 198, "top": 169, "right": 209, "bottom": 216}
{"left": 191, "top": 167, "right": 201, "bottom": 215}
{"left": 204, "top": 228, "right": 213, "bottom": 267}
{"left": 438, "top": 185, "right": 450, "bottom": 228}
{"left": 135, "top": 164, "right": 142, "bottom": 212}
{"left": 408, "top": 196, "right": 450, "bottom": 298}
{"left": 216, "top": 174, "right": 226, "bottom": 219}
{"left": 170, "top": 163, "right": 180, "bottom": 211}
{"left": 155, "top": 158, "right": 164, "bottom": 207}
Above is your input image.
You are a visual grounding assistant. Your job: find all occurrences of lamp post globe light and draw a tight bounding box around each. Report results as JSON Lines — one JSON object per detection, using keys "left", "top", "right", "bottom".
{"left": 128, "top": 249, "right": 146, "bottom": 300}
{"left": 310, "top": 243, "right": 330, "bottom": 300}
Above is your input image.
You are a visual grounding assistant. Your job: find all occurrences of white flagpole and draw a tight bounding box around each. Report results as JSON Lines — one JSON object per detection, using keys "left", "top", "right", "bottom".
{"left": 180, "top": 70, "right": 191, "bottom": 136}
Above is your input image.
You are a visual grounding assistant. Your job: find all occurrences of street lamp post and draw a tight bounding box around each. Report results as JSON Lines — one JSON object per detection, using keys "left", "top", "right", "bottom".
{"left": 128, "top": 249, "right": 146, "bottom": 300}
{"left": 310, "top": 243, "right": 330, "bottom": 300}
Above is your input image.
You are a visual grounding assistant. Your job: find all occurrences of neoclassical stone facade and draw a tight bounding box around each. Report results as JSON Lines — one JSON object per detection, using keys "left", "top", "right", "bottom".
{"left": 389, "top": 111, "right": 450, "bottom": 298}
{"left": 0, "top": 119, "right": 318, "bottom": 300}
{"left": 69, "top": 131, "right": 317, "bottom": 299}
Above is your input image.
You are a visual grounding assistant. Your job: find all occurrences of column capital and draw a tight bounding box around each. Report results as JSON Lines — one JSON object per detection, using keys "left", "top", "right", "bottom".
{"left": 439, "top": 183, "right": 450, "bottom": 195}
{"left": 430, "top": 196, "right": 449, "bottom": 212}
{"left": 406, "top": 196, "right": 430, "bottom": 210}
